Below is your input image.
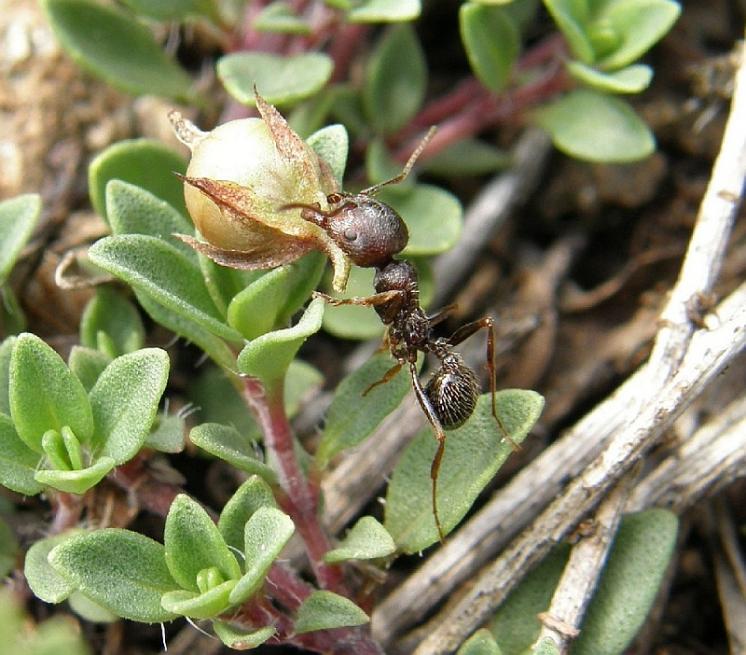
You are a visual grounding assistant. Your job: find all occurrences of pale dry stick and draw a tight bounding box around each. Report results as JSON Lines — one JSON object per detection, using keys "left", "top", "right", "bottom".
{"left": 627, "top": 393, "right": 746, "bottom": 513}
{"left": 714, "top": 498, "right": 746, "bottom": 599}
{"left": 533, "top": 468, "right": 640, "bottom": 654}
{"left": 373, "top": 41, "right": 746, "bottom": 645}
{"left": 409, "top": 283, "right": 746, "bottom": 655}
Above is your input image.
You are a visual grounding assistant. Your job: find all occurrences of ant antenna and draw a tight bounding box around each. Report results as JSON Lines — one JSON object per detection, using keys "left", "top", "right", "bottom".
{"left": 360, "top": 126, "right": 436, "bottom": 196}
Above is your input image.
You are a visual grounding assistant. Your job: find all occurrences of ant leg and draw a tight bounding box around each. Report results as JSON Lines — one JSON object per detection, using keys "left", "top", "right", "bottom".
{"left": 312, "top": 289, "right": 404, "bottom": 307}
{"left": 446, "top": 317, "right": 519, "bottom": 452}
{"left": 359, "top": 127, "right": 436, "bottom": 197}
{"left": 362, "top": 361, "right": 403, "bottom": 396}
{"left": 408, "top": 361, "right": 447, "bottom": 543}
{"left": 279, "top": 200, "right": 358, "bottom": 227}
{"left": 427, "top": 302, "right": 458, "bottom": 328}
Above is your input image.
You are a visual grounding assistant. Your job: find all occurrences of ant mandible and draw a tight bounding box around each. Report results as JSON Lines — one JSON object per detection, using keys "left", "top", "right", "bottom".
{"left": 282, "top": 131, "right": 516, "bottom": 542}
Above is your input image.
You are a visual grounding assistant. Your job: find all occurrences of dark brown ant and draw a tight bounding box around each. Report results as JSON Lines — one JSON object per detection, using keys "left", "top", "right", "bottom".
{"left": 282, "top": 130, "right": 516, "bottom": 542}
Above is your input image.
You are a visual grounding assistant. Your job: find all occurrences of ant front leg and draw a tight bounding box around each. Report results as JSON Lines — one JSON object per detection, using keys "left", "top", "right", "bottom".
{"left": 311, "top": 290, "right": 404, "bottom": 308}
{"left": 446, "top": 317, "right": 519, "bottom": 452}
{"left": 408, "top": 361, "right": 448, "bottom": 543}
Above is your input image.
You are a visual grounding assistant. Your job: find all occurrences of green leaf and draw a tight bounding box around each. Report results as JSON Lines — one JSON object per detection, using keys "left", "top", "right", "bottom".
{"left": 80, "top": 287, "right": 145, "bottom": 358}
{"left": 0, "top": 194, "right": 40, "bottom": 285}
{"left": 24, "top": 532, "right": 82, "bottom": 603}
{"left": 534, "top": 89, "right": 654, "bottom": 163}
{"left": 294, "top": 590, "right": 369, "bottom": 634}
{"left": 66, "top": 592, "right": 118, "bottom": 624}
{"left": 89, "top": 141, "right": 188, "bottom": 222}
{"left": 324, "top": 516, "right": 396, "bottom": 563}
{"left": 288, "top": 89, "right": 338, "bottom": 138}
{"left": 348, "top": 0, "right": 421, "bottom": 22}
{"left": 329, "top": 85, "right": 368, "bottom": 138}
{"left": 566, "top": 61, "right": 652, "bottom": 93}
{"left": 236, "top": 297, "right": 324, "bottom": 389}
{"left": 321, "top": 268, "right": 383, "bottom": 340}
{"left": 532, "top": 638, "right": 561, "bottom": 655}
{"left": 573, "top": 509, "right": 678, "bottom": 655}
{"left": 0, "top": 287, "right": 26, "bottom": 336}
{"left": 460, "top": 3, "right": 520, "bottom": 93}
{"left": 457, "top": 629, "right": 503, "bottom": 655}
{"left": 381, "top": 184, "right": 463, "bottom": 256}
{"left": 164, "top": 494, "right": 241, "bottom": 591}
{"left": 317, "top": 352, "right": 412, "bottom": 467}
{"left": 227, "top": 266, "right": 294, "bottom": 340}
{"left": 542, "top": 0, "right": 594, "bottom": 63}
{"left": 134, "top": 290, "right": 236, "bottom": 371}
{"left": 160, "top": 581, "right": 236, "bottom": 619}
{"left": 35, "top": 457, "right": 116, "bottom": 494}
{"left": 424, "top": 138, "right": 511, "bottom": 177}
{"left": 145, "top": 412, "right": 185, "bottom": 453}
{"left": 489, "top": 545, "right": 570, "bottom": 653}
{"left": 106, "top": 181, "right": 194, "bottom": 253}
{"left": 213, "top": 622, "right": 276, "bottom": 650}
{"left": 0, "top": 337, "right": 15, "bottom": 415}
{"left": 596, "top": 0, "right": 681, "bottom": 70}
{"left": 187, "top": 366, "right": 257, "bottom": 435}
{"left": 10, "top": 333, "right": 93, "bottom": 452}
{"left": 0, "top": 413, "right": 42, "bottom": 495}
{"left": 190, "top": 423, "right": 277, "bottom": 483}
{"left": 89, "top": 349, "right": 169, "bottom": 463}
{"left": 198, "top": 255, "right": 262, "bottom": 317}
{"left": 88, "top": 235, "right": 241, "bottom": 342}
{"left": 229, "top": 507, "right": 295, "bottom": 604}
{"left": 385, "top": 390, "right": 544, "bottom": 552}
{"left": 120, "top": 0, "right": 221, "bottom": 23}
{"left": 364, "top": 25, "right": 427, "bottom": 134}
{"left": 218, "top": 52, "right": 333, "bottom": 107}
{"left": 218, "top": 476, "right": 278, "bottom": 553}
{"left": 48, "top": 529, "right": 179, "bottom": 622}
{"left": 284, "top": 360, "right": 324, "bottom": 417}
{"left": 41, "top": 0, "right": 194, "bottom": 100}
{"left": 68, "top": 347, "right": 111, "bottom": 392}
{"left": 254, "top": 1, "right": 311, "bottom": 34}
{"left": 307, "top": 124, "right": 349, "bottom": 188}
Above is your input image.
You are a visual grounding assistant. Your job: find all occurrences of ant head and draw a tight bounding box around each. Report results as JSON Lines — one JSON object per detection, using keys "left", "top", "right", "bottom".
{"left": 324, "top": 194, "right": 408, "bottom": 268}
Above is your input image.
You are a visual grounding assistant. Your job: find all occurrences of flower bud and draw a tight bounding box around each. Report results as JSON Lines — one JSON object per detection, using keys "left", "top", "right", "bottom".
{"left": 169, "top": 93, "right": 351, "bottom": 291}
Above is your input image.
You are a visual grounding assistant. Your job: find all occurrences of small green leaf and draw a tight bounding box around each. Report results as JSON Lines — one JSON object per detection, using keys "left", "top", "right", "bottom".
{"left": 160, "top": 580, "right": 236, "bottom": 619}
{"left": 41, "top": 0, "right": 194, "bottom": 100}
{"left": 317, "top": 352, "right": 412, "bottom": 467}
{"left": 460, "top": 3, "right": 520, "bottom": 93}
{"left": 190, "top": 423, "right": 276, "bottom": 482}
{"left": 532, "top": 638, "right": 561, "bottom": 655}
{"left": 89, "top": 349, "right": 169, "bottom": 464}
{"left": 424, "top": 138, "right": 511, "bottom": 177}
{"left": 236, "top": 297, "right": 324, "bottom": 389}
{"left": 66, "top": 592, "right": 118, "bottom": 624}
{"left": 573, "top": 509, "right": 679, "bottom": 655}
{"left": 596, "top": 0, "right": 681, "bottom": 71}
{"left": 307, "top": 124, "right": 349, "bottom": 188}
{"left": 80, "top": 287, "right": 145, "bottom": 358}
{"left": 213, "top": 622, "right": 276, "bottom": 649}
{"left": 120, "top": 0, "right": 221, "bottom": 23}
{"left": 385, "top": 390, "right": 544, "bottom": 552}
{"left": 229, "top": 507, "right": 295, "bottom": 604}
{"left": 88, "top": 235, "right": 241, "bottom": 343}
{"left": 0, "top": 337, "right": 15, "bottom": 415}
{"left": 254, "top": 1, "right": 311, "bottom": 34}
{"left": 218, "top": 476, "right": 278, "bottom": 553}
{"left": 284, "top": 360, "right": 324, "bottom": 417}
{"left": 227, "top": 266, "right": 293, "bottom": 340}
{"left": 48, "top": 529, "right": 179, "bottom": 623}
{"left": 566, "top": 61, "right": 652, "bottom": 93}
{"left": 294, "top": 590, "right": 369, "bottom": 634}
{"left": 321, "top": 267, "right": 382, "bottom": 340}
{"left": 329, "top": 85, "right": 368, "bottom": 138}
{"left": 382, "top": 184, "right": 463, "bottom": 256}
{"left": 35, "top": 457, "right": 116, "bottom": 494}
{"left": 457, "top": 629, "right": 503, "bottom": 655}
{"left": 187, "top": 366, "right": 256, "bottom": 435}
{"left": 324, "top": 516, "right": 396, "bottom": 563}
{"left": 534, "top": 89, "right": 655, "bottom": 163}
{"left": 364, "top": 25, "right": 427, "bottom": 134}
{"left": 24, "top": 532, "right": 82, "bottom": 603}
{"left": 542, "top": 0, "right": 594, "bottom": 63}
{"left": 489, "top": 545, "right": 570, "bottom": 653}
{"left": 0, "top": 413, "right": 42, "bottom": 495}
{"left": 0, "top": 194, "right": 40, "bottom": 285}
{"left": 10, "top": 333, "right": 93, "bottom": 452}
{"left": 89, "top": 141, "right": 187, "bottom": 221}
{"left": 218, "top": 52, "right": 333, "bottom": 107}
{"left": 198, "top": 255, "right": 262, "bottom": 317}
{"left": 165, "top": 494, "right": 241, "bottom": 591}
{"left": 145, "top": 412, "right": 185, "bottom": 453}
{"left": 348, "top": 0, "right": 421, "bottom": 22}
{"left": 68, "top": 347, "right": 111, "bottom": 392}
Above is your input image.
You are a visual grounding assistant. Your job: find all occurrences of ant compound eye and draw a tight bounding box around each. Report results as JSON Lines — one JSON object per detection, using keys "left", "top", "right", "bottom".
{"left": 344, "top": 228, "right": 358, "bottom": 242}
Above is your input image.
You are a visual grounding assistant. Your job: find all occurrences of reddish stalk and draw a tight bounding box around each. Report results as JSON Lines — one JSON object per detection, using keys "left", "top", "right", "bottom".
{"left": 49, "top": 492, "right": 83, "bottom": 534}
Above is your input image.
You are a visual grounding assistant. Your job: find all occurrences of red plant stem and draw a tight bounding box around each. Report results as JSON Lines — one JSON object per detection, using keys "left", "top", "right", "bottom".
{"left": 328, "top": 23, "right": 369, "bottom": 82}
{"left": 49, "top": 492, "right": 83, "bottom": 534}
{"left": 242, "top": 377, "right": 345, "bottom": 593}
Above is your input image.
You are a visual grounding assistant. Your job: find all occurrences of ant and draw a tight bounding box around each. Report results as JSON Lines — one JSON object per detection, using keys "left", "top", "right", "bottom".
{"left": 282, "top": 130, "right": 517, "bottom": 542}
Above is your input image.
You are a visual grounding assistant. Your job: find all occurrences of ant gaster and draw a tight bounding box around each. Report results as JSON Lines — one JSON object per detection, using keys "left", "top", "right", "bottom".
{"left": 282, "top": 130, "right": 516, "bottom": 542}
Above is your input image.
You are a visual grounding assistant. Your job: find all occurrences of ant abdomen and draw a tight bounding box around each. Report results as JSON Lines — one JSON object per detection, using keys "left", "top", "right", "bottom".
{"left": 424, "top": 353, "right": 480, "bottom": 429}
